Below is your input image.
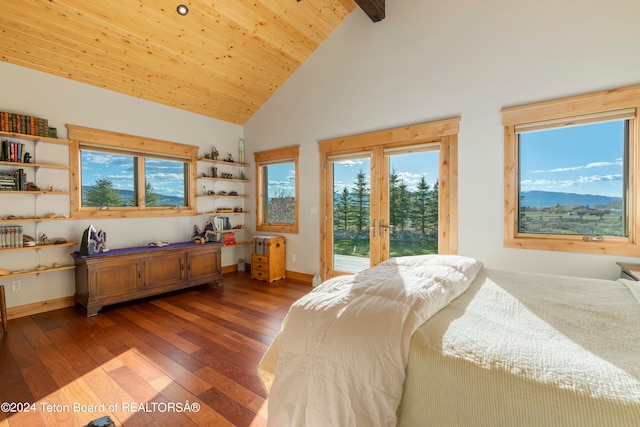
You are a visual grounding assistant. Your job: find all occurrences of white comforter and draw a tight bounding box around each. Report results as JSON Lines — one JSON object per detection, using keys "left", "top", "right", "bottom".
{"left": 261, "top": 255, "right": 483, "bottom": 427}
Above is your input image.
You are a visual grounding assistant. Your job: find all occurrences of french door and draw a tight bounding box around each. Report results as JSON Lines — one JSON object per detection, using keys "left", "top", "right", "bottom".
{"left": 319, "top": 119, "right": 460, "bottom": 279}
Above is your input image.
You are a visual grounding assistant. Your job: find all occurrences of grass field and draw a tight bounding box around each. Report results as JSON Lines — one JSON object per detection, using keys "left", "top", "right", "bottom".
{"left": 333, "top": 237, "right": 438, "bottom": 258}
{"left": 520, "top": 210, "right": 624, "bottom": 235}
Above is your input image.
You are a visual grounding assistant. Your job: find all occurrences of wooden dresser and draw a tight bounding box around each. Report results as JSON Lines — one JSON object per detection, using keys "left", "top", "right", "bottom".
{"left": 73, "top": 241, "right": 223, "bottom": 316}
{"left": 251, "top": 236, "right": 286, "bottom": 283}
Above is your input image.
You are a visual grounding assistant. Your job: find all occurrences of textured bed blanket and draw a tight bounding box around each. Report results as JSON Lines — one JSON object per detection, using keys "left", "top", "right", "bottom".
{"left": 259, "top": 255, "right": 483, "bottom": 427}
{"left": 397, "top": 268, "right": 640, "bottom": 426}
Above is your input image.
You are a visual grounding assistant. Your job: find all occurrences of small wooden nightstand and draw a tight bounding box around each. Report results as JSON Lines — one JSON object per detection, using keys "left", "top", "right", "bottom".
{"left": 251, "top": 236, "right": 286, "bottom": 283}
{"left": 616, "top": 262, "right": 640, "bottom": 281}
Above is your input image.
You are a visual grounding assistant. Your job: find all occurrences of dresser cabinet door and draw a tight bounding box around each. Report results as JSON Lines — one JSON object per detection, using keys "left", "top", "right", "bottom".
{"left": 90, "top": 258, "right": 142, "bottom": 300}
{"left": 187, "top": 246, "right": 221, "bottom": 283}
{"left": 144, "top": 250, "right": 185, "bottom": 289}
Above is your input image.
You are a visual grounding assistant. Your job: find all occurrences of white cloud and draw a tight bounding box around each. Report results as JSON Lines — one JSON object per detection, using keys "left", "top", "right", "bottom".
{"left": 531, "top": 160, "right": 622, "bottom": 174}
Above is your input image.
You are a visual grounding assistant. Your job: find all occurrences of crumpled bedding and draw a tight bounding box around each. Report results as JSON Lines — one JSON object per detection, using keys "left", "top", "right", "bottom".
{"left": 258, "top": 255, "right": 483, "bottom": 427}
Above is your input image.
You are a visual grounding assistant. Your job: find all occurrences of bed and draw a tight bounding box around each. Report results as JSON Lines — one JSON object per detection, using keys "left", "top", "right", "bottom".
{"left": 258, "top": 255, "right": 640, "bottom": 426}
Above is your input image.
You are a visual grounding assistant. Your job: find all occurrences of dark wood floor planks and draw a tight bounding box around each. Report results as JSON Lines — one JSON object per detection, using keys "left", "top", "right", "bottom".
{"left": 0, "top": 272, "right": 309, "bottom": 427}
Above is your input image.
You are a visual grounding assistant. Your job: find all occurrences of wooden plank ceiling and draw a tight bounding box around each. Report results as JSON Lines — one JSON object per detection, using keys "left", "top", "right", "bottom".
{"left": 0, "top": 0, "right": 362, "bottom": 125}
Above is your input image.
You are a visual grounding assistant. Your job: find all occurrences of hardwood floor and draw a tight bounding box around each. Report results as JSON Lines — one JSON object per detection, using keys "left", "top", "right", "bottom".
{"left": 0, "top": 272, "right": 310, "bottom": 427}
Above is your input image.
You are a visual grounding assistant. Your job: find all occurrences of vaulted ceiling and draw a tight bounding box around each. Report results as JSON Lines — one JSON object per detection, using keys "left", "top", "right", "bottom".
{"left": 0, "top": 0, "right": 379, "bottom": 125}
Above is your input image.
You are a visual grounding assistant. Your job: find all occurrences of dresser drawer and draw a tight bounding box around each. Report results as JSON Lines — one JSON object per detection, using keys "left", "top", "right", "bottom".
{"left": 252, "top": 258, "right": 269, "bottom": 271}
{"left": 252, "top": 254, "right": 269, "bottom": 264}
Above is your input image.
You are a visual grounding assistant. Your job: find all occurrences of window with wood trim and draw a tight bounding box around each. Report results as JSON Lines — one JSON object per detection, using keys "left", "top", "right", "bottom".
{"left": 67, "top": 125, "right": 197, "bottom": 219}
{"left": 503, "top": 85, "right": 640, "bottom": 255}
{"left": 255, "top": 145, "right": 299, "bottom": 234}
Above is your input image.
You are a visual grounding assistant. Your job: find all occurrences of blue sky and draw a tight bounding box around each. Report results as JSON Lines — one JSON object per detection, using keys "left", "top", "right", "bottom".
{"left": 81, "top": 151, "right": 187, "bottom": 197}
{"left": 332, "top": 151, "right": 439, "bottom": 194}
{"left": 519, "top": 120, "right": 625, "bottom": 198}
{"left": 265, "top": 162, "right": 295, "bottom": 198}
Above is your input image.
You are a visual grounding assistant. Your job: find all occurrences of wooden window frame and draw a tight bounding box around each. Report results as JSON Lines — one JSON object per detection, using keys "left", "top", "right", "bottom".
{"left": 67, "top": 124, "right": 197, "bottom": 219}
{"left": 254, "top": 145, "right": 300, "bottom": 234}
{"left": 502, "top": 85, "right": 640, "bottom": 255}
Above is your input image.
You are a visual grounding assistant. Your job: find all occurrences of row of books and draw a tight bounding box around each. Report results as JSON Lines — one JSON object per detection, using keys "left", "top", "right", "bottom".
{"left": 222, "top": 232, "right": 236, "bottom": 246}
{"left": 0, "top": 111, "right": 50, "bottom": 137}
{"left": 1, "top": 139, "right": 28, "bottom": 163}
{"left": 1, "top": 225, "right": 24, "bottom": 249}
{"left": 213, "top": 216, "right": 232, "bottom": 231}
{"left": 0, "top": 169, "right": 27, "bottom": 191}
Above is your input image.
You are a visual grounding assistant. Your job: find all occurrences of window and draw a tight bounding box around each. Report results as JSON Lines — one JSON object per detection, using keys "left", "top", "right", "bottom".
{"left": 255, "top": 145, "right": 299, "bottom": 233}
{"left": 503, "top": 86, "right": 640, "bottom": 255}
{"left": 68, "top": 125, "right": 197, "bottom": 218}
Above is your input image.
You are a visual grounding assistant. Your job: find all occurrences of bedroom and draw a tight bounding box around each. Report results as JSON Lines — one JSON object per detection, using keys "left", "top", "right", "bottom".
{"left": 1, "top": 0, "right": 639, "bottom": 425}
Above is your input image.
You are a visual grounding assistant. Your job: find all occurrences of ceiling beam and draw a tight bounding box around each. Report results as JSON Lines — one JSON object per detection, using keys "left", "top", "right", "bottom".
{"left": 354, "top": 0, "right": 385, "bottom": 22}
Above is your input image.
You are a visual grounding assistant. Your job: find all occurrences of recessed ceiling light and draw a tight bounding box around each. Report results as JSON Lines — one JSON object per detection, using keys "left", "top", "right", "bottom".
{"left": 177, "top": 4, "right": 189, "bottom": 16}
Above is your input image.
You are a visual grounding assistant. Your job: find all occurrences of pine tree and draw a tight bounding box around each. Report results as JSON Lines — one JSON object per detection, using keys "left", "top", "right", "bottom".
{"left": 334, "top": 186, "right": 351, "bottom": 231}
{"left": 411, "top": 175, "right": 431, "bottom": 236}
{"left": 396, "top": 179, "right": 410, "bottom": 233}
{"left": 145, "top": 182, "right": 159, "bottom": 206}
{"left": 425, "top": 181, "right": 439, "bottom": 237}
{"left": 83, "top": 179, "right": 124, "bottom": 207}
{"left": 389, "top": 167, "right": 400, "bottom": 234}
{"left": 351, "top": 169, "right": 370, "bottom": 235}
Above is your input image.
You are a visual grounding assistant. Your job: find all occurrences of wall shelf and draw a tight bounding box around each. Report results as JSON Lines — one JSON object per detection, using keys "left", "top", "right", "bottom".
{"left": 0, "top": 190, "right": 71, "bottom": 195}
{"left": 198, "top": 177, "right": 249, "bottom": 183}
{"left": 0, "top": 131, "right": 75, "bottom": 278}
{"left": 197, "top": 156, "right": 248, "bottom": 251}
{"left": 0, "top": 161, "right": 70, "bottom": 170}
{"left": 0, "top": 130, "right": 71, "bottom": 146}
{"left": 0, "top": 216, "right": 70, "bottom": 223}
{"left": 197, "top": 194, "right": 249, "bottom": 199}
{"left": 199, "top": 211, "right": 249, "bottom": 215}
{"left": 197, "top": 158, "right": 249, "bottom": 168}
{"left": 0, "top": 264, "right": 75, "bottom": 279}
{"left": 0, "top": 241, "right": 79, "bottom": 253}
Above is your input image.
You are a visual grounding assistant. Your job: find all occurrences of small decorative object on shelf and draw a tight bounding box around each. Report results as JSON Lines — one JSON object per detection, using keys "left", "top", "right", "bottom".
{"left": 211, "top": 146, "right": 219, "bottom": 160}
{"left": 192, "top": 218, "right": 216, "bottom": 242}
{"left": 79, "top": 224, "right": 107, "bottom": 255}
{"left": 312, "top": 272, "right": 322, "bottom": 287}
{"left": 238, "top": 138, "right": 245, "bottom": 163}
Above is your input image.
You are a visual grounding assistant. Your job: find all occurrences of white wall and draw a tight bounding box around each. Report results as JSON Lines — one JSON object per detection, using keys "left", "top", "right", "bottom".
{"left": 0, "top": 62, "right": 245, "bottom": 308}
{"left": 244, "top": 0, "right": 640, "bottom": 280}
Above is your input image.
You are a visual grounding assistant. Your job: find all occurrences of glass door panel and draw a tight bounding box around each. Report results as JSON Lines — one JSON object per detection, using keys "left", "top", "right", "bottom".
{"left": 331, "top": 156, "right": 372, "bottom": 273}
{"left": 386, "top": 149, "right": 440, "bottom": 260}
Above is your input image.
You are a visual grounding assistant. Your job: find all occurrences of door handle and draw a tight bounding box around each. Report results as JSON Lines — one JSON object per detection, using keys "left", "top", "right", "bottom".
{"left": 380, "top": 219, "right": 389, "bottom": 238}
{"left": 370, "top": 219, "right": 377, "bottom": 237}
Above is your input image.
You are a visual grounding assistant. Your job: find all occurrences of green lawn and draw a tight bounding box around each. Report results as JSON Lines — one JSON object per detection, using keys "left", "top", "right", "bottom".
{"left": 334, "top": 238, "right": 437, "bottom": 258}
{"left": 520, "top": 211, "right": 623, "bottom": 235}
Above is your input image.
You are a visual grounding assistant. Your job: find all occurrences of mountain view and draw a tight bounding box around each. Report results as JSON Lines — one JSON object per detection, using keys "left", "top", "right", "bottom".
{"left": 519, "top": 190, "right": 621, "bottom": 208}
{"left": 81, "top": 186, "right": 185, "bottom": 207}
